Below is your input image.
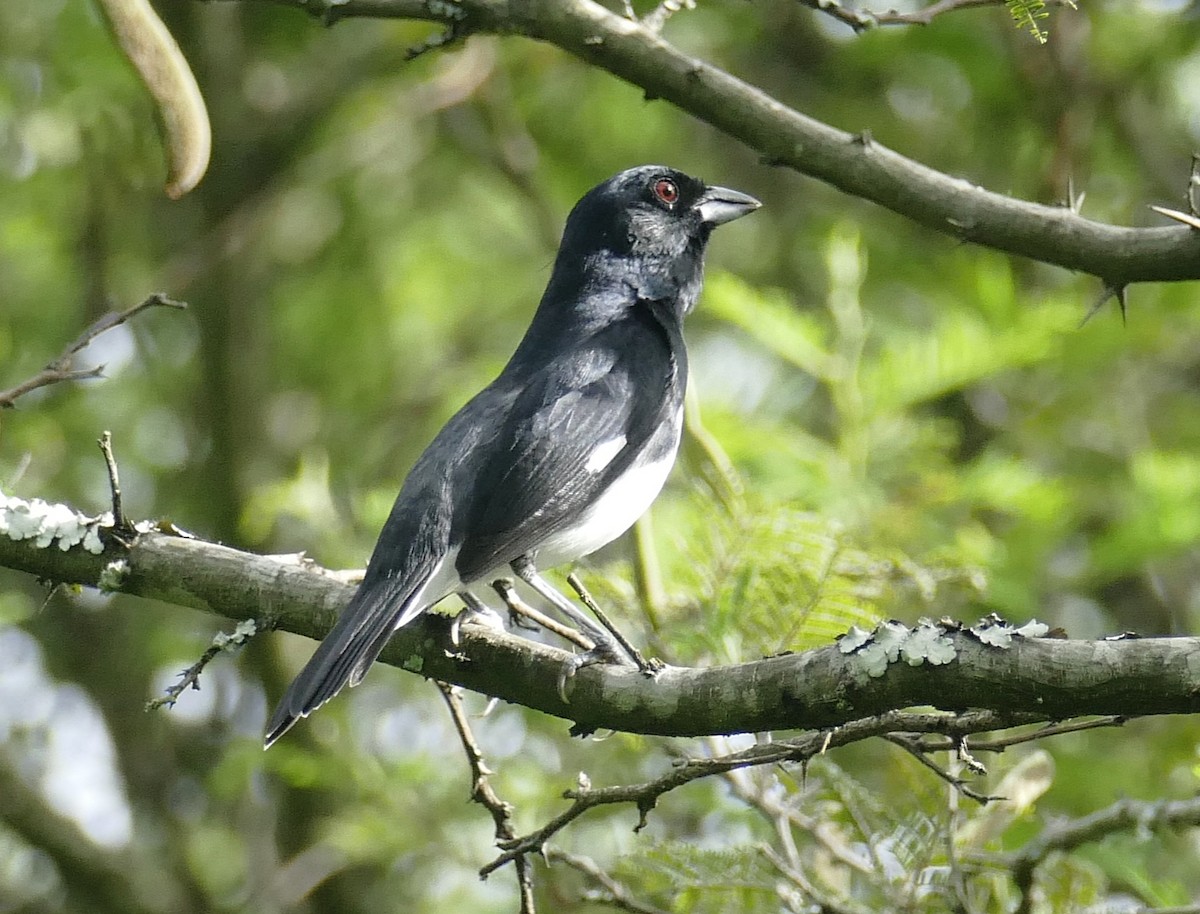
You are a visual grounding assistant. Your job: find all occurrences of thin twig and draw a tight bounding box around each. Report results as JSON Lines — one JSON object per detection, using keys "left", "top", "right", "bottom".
{"left": 436, "top": 682, "right": 537, "bottom": 914}
{"left": 797, "top": 0, "right": 1013, "bottom": 32}
{"left": 882, "top": 734, "right": 999, "bottom": 805}
{"left": 0, "top": 293, "right": 187, "bottom": 409}
{"left": 545, "top": 849, "right": 671, "bottom": 914}
{"left": 897, "top": 716, "right": 1126, "bottom": 755}
{"left": 146, "top": 619, "right": 258, "bottom": 710}
{"left": 720, "top": 756, "right": 874, "bottom": 875}
{"left": 481, "top": 709, "right": 1041, "bottom": 877}
{"left": 760, "top": 843, "right": 871, "bottom": 914}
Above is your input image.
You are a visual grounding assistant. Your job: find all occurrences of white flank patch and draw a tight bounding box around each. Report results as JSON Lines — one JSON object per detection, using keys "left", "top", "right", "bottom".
{"left": 584, "top": 435, "right": 627, "bottom": 473}
{"left": 536, "top": 450, "right": 677, "bottom": 568}
{"left": 392, "top": 544, "right": 463, "bottom": 630}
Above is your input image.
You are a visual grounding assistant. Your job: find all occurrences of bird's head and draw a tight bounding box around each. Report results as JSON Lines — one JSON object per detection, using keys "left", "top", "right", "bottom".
{"left": 545, "top": 166, "right": 760, "bottom": 318}
{"left": 562, "top": 165, "right": 761, "bottom": 261}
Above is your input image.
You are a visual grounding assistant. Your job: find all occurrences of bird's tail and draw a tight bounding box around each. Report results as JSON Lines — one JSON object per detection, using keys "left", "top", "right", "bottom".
{"left": 264, "top": 576, "right": 423, "bottom": 747}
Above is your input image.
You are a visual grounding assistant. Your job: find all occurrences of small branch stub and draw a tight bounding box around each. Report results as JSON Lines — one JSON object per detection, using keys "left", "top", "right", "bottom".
{"left": 98, "top": 431, "right": 132, "bottom": 536}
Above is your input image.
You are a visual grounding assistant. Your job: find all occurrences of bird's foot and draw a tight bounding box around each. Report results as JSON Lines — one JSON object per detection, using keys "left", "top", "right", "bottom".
{"left": 556, "top": 643, "right": 620, "bottom": 702}
{"left": 556, "top": 632, "right": 646, "bottom": 702}
{"left": 638, "top": 654, "right": 667, "bottom": 677}
{"left": 449, "top": 598, "right": 506, "bottom": 647}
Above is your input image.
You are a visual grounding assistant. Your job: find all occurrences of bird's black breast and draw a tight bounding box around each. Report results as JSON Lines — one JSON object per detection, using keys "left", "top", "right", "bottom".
{"left": 451, "top": 299, "right": 686, "bottom": 582}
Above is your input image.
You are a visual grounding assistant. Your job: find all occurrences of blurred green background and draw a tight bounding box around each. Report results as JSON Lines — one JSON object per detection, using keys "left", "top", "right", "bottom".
{"left": 3, "top": 1, "right": 1200, "bottom": 911}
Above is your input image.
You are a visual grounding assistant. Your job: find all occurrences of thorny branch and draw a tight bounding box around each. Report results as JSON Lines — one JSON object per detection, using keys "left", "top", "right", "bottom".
{"left": 146, "top": 619, "right": 259, "bottom": 710}
{"left": 480, "top": 709, "right": 1042, "bottom": 877}
{"left": 439, "top": 683, "right": 672, "bottom": 913}
{"left": 437, "top": 682, "right": 537, "bottom": 914}
{"left": 1009, "top": 795, "right": 1200, "bottom": 914}
{"left": 212, "top": 0, "right": 1200, "bottom": 285}
{"left": 0, "top": 293, "right": 186, "bottom": 409}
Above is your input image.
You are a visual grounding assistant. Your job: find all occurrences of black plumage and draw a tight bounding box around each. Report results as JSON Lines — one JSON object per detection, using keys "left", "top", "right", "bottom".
{"left": 265, "top": 166, "right": 759, "bottom": 746}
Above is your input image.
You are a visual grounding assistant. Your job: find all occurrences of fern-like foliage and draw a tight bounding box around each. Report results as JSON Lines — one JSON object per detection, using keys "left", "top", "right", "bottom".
{"left": 613, "top": 841, "right": 780, "bottom": 914}
{"left": 653, "top": 497, "right": 986, "bottom": 663}
{"left": 1007, "top": 0, "right": 1051, "bottom": 43}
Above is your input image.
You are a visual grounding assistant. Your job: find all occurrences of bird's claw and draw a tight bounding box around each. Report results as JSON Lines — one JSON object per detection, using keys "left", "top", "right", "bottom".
{"left": 450, "top": 603, "right": 506, "bottom": 647}
{"left": 639, "top": 655, "right": 666, "bottom": 677}
{"left": 556, "top": 639, "right": 634, "bottom": 702}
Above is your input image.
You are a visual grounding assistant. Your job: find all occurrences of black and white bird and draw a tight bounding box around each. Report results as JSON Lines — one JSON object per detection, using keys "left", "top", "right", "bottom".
{"left": 265, "top": 166, "right": 759, "bottom": 746}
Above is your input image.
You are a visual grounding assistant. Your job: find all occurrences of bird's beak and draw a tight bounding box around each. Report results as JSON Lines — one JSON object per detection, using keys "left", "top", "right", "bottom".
{"left": 696, "top": 185, "right": 762, "bottom": 226}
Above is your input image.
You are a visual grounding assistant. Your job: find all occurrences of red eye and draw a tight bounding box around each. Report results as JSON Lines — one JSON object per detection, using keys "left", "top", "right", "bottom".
{"left": 653, "top": 178, "right": 679, "bottom": 206}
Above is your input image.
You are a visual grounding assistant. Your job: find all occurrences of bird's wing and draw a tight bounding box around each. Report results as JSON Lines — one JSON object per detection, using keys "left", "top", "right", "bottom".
{"left": 454, "top": 315, "right": 678, "bottom": 581}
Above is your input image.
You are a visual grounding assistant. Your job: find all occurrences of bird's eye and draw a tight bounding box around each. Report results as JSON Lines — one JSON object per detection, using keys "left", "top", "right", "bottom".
{"left": 652, "top": 178, "right": 679, "bottom": 206}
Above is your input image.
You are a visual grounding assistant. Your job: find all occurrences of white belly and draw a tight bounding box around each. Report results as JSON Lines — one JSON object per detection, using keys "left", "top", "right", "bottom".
{"left": 532, "top": 407, "right": 681, "bottom": 570}
{"left": 534, "top": 448, "right": 677, "bottom": 568}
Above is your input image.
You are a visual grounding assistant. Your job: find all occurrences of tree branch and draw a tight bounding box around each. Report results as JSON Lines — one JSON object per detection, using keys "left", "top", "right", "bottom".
{"left": 437, "top": 682, "right": 537, "bottom": 913}
{"left": 0, "top": 293, "right": 186, "bottom": 409}
{"left": 1008, "top": 796, "right": 1200, "bottom": 914}
{"left": 796, "top": 0, "right": 1002, "bottom": 33}
{"left": 2, "top": 502, "right": 1200, "bottom": 738}
{"left": 0, "top": 754, "right": 183, "bottom": 914}
{"left": 482, "top": 708, "right": 1041, "bottom": 876}
{"left": 208, "top": 0, "right": 1200, "bottom": 284}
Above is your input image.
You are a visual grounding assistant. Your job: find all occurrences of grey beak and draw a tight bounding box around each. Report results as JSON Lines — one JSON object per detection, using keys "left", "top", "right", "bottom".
{"left": 696, "top": 184, "right": 762, "bottom": 226}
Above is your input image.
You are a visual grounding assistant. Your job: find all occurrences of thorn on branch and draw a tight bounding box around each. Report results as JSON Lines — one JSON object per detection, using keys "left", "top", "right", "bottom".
{"left": 146, "top": 619, "right": 259, "bottom": 711}
{"left": 851, "top": 128, "right": 874, "bottom": 148}
{"left": 1150, "top": 204, "right": 1200, "bottom": 231}
{"left": 1079, "top": 283, "right": 1126, "bottom": 327}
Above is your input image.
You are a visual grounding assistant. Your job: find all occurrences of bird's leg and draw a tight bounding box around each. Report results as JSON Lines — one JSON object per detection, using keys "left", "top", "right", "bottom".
{"left": 491, "top": 578, "right": 591, "bottom": 643}
{"left": 510, "top": 557, "right": 639, "bottom": 699}
{"left": 511, "top": 558, "right": 627, "bottom": 655}
{"left": 449, "top": 590, "right": 506, "bottom": 647}
{"left": 566, "top": 572, "right": 664, "bottom": 675}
